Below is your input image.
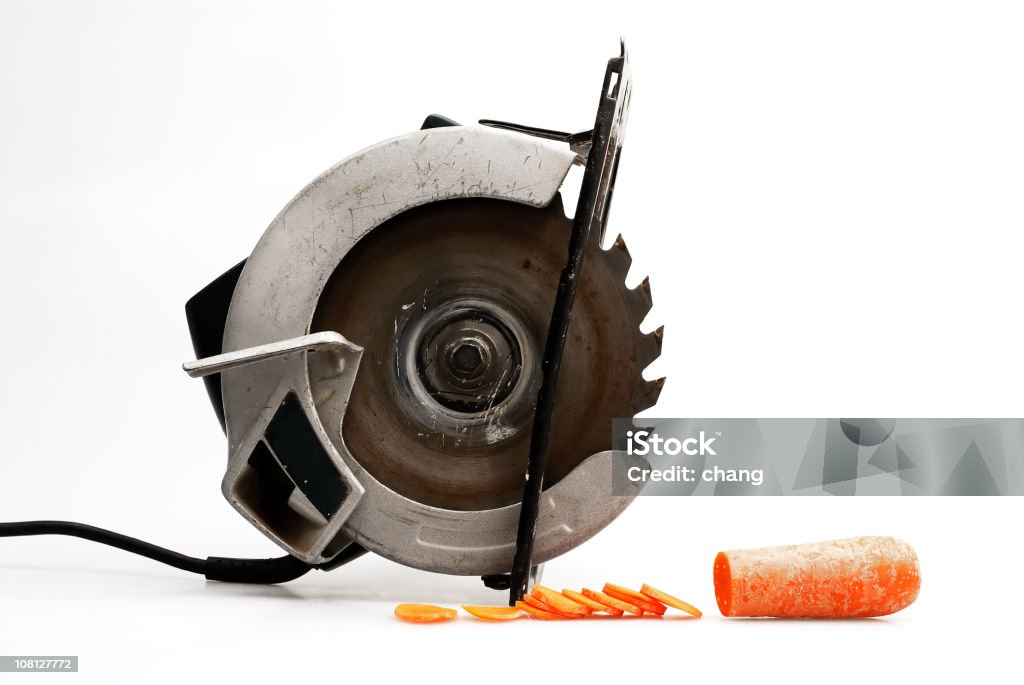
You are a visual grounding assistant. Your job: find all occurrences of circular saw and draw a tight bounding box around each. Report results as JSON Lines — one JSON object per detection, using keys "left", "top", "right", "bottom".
{"left": 182, "top": 45, "right": 661, "bottom": 598}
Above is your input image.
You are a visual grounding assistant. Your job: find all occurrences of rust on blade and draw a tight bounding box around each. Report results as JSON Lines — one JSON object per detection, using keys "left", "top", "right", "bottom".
{"left": 625, "top": 275, "right": 653, "bottom": 321}
{"left": 603, "top": 233, "right": 633, "bottom": 280}
{"left": 632, "top": 376, "right": 667, "bottom": 414}
{"left": 311, "top": 196, "right": 666, "bottom": 510}
{"left": 635, "top": 325, "right": 664, "bottom": 369}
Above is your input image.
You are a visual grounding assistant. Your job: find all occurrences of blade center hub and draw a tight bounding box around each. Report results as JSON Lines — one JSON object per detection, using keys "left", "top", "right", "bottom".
{"left": 415, "top": 308, "right": 522, "bottom": 414}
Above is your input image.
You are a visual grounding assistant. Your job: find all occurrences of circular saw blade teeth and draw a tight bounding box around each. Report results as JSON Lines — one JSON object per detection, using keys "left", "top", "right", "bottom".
{"left": 603, "top": 233, "right": 652, "bottom": 320}
{"left": 599, "top": 232, "right": 662, "bottom": 414}
{"left": 629, "top": 275, "right": 653, "bottom": 321}
{"left": 609, "top": 233, "right": 633, "bottom": 274}
{"left": 636, "top": 325, "right": 664, "bottom": 370}
{"left": 632, "top": 376, "right": 667, "bottom": 414}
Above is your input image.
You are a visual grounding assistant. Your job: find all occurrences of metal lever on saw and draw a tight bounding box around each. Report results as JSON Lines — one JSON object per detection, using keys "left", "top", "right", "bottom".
{"left": 183, "top": 331, "right": 363, "bottom": 378}
{"left": 479, "top": 120, "right": 594, "bottom": 163}
{"left": 509, "top": 42, "right": 632, "bottom": 604}
{"left": 182, "top": 331, "right": 367, "bottom": 564}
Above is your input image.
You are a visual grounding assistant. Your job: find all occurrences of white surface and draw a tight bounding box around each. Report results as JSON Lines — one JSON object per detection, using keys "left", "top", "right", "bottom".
{"left": 0, "top": 1, "right": 1021, "bottom": 683}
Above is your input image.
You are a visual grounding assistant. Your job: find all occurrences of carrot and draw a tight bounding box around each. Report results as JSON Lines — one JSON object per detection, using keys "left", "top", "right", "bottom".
{"left": 581, "top": 588, "right": 643, "bottom": 616}
{"left": 714, "top": 536, "right": 921, "bottom": 618}
{"left": 394, "top": 603, "right": 457, "bottom": 623}
{"left": 521, "top": 593, "right": 577, "bottom": 618}
{"left": 462, "top": 605, "right": 523, "bottom": 621}
{"left": 563, "top": 589, "right": 623, "bottom": 616}
{"left": 516, "top": 600, "right": 565, "bottom": 621}
{"left": 603, "top": 583, "right": 667, "bottom": 615}
{"left": 532, "top": 585, "right": 590, "bottom": 617}
{"left": 639, "top": 584, "right": 702, "bottom": 617}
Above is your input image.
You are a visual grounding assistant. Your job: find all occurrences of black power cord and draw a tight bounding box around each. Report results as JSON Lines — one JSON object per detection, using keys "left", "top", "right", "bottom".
{"left": 0, "top": 520, "right": 366, "bottom": 584}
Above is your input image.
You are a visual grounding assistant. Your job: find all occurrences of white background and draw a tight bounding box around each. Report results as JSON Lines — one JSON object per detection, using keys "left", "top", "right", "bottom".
{"left": 1, "top": 1, "right": 1021, "bottom": 683}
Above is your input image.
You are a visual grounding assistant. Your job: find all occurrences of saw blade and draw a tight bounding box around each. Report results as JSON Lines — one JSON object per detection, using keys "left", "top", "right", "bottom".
{"left": 310, "top": 195, "right": 661, "bottom": 511}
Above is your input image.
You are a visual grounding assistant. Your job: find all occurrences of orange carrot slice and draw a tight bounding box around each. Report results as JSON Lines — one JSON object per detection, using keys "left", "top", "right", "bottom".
{"left": 462, "top": 605, "right": 523, "bottom": 621}
{"left": 516, "top": 600, "right": 565, "bottom": 620}
{"left": 394, "top": 603, "right": 457, "bottom": 623}
{"left": 602, "top": 581, "right": 667, "bottom": 614}
{"left": 581, "top": 588, "right": 643, "bottom": 616}
{"left": 563, "top": 589, "right": 623, "bottom": 616}
{"left": 532, "top": 585, "right": 589, "bottom": 617}
{"left": 640, "top": 584, "right": 702, "bottom": 617}
{"left": 714, "top": 536, "right": 921, "bottom": 618}
{"left": 603, "top": 584, "right": 667, "bottom": 615}
{"left": 522, "top": 593, "right": 581, "bottom": 618}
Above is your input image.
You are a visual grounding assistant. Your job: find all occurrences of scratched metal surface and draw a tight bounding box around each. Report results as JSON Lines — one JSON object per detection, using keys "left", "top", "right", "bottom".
{"left": 215, "top": 126, "right": 654, "bottom": 572}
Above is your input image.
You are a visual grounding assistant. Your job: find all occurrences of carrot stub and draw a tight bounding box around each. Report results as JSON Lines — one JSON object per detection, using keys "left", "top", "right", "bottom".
{"left": 581, "top": 588, "right": 643, "bottom": 616}
{"left": 639, "top": 584, "right": 702, "bottom": 617}
{"left": 462, "top": 605, "right": 523, "bottom": 621}
{"left": 714, "top": 536, "right": 921, "bottom": 618}
{"left": 394, "top": 603, "right": 457, "bottom": 623}
{"left": 603, "top": 583, "right": 667, "bottom": 615}
{"left": 516, "top": 600, "right": 565, "bottom": 620}
{"left": 563, "top": 589, "right": 623, "bottom": 616}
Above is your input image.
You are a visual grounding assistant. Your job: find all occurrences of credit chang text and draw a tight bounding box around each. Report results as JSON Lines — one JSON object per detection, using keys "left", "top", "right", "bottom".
{"left": 624, "top": 430, "right": 765, "bottom": 486}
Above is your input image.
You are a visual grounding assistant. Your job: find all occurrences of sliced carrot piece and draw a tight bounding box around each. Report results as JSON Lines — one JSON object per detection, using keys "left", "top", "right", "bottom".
{"left": 532, "top": 585, "right": 589, "bottom": 616}
{"left": 516, "top": 600, "right": 565, "bottom": 620}
{"left": 562, "top": 589, "right": 623, "bottom": 616}
{"left": 394, "top": 603, "right": 457, "bottom": 623}
{"left": 522, "top": 593, "right": 581, "bottom": 618}
{"left": 603, "top": 584, "right": 667, "bottom": 615}
{"left": 462, "top": 605, "right": 523, "bottom": 621}
{"left": 582, "top": 588, "right": 643, "bottom": 616}
{"left": 602, "top": 581, "right": 667, "bottom": 614}
{"left": 640, "top": 584, "right": 702, "bottom": 617}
